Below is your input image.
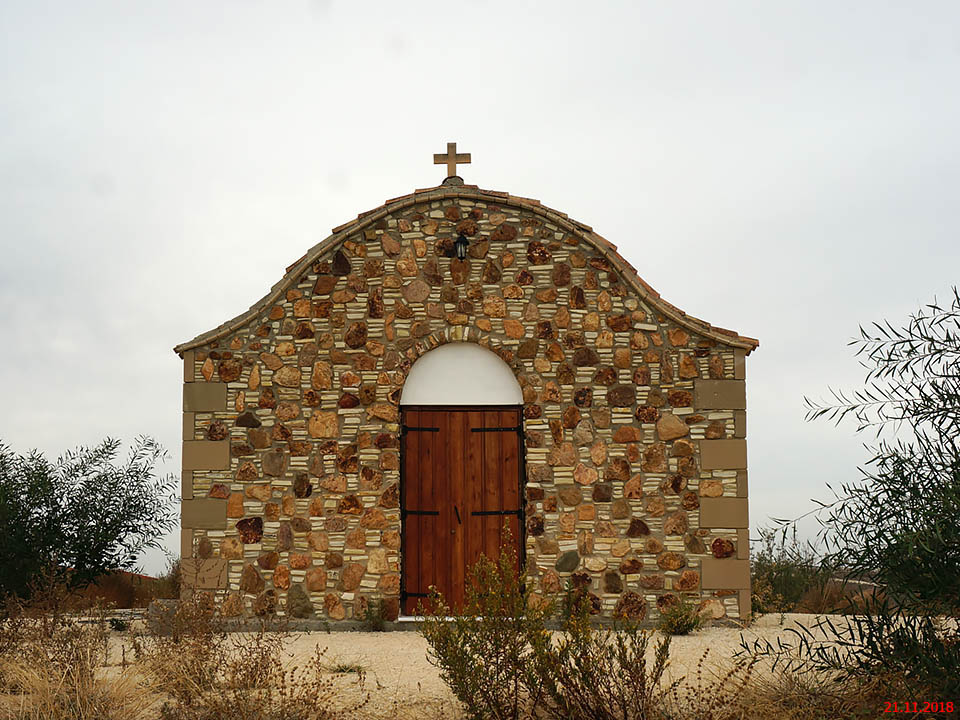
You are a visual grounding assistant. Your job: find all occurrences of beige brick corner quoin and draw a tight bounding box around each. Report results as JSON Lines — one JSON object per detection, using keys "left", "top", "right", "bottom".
{"left": 173, "top": 180, "right": 758, "bottom": 625}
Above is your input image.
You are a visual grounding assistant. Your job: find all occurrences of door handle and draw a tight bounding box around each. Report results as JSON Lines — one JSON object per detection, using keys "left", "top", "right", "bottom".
{"left": 454, "top": 505, "right": 461, "bottom": 525}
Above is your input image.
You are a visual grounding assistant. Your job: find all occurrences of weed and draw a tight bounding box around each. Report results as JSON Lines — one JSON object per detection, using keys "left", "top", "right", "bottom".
{"left": 133, "top": 594, "right": 369, "bottom": 719}
{"left": 157, "top": 645, "right": 369, "bottom": 720}
{"left": 132, "top": 592, "right": 227, "bottom": 704}
{"left": 109, "top": 617, "right": 129, "bottom": 632}
{"left": 657, "top": 599, "right": 702, "bottom": 636}
{"left": 323, "top": 658, "right": 368, "bottom": 675}
{"left": 362, "top": 599, "right": 387, "bottom": 632}
{"left": 662, "top": 649, "right": 756, "bottom": 720}
{"left": 420, "top": 527, "right": 551, "bottom": 720}
{"left": 0, "top": 658, "right": 158, "bottom": 720}
{"left": 532, "top": 598, "right": 680, "bottom": 720}
{"left": 0, "top": 575, "right": 156, "bottom": 719}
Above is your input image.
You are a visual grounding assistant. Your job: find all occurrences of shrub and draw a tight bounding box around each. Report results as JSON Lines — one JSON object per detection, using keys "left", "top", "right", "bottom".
{"left": 750, "top": 528, "right": 883, "bottom": 618}
{"left": 156, "top": 644, "right": 367, "bottom": 720}
{"left": 321, "top": 658, "right": 368, "bottom": 674}
{"left": 531, "top": 598, "right": 679, "bottom": 720}
{"left": 132, "top": 592, "right": 228, "bottom": 704}
{"left": 0, "top": 571, "right": 111, "bottom": 682}
{"left": 748, "top": 573, "right": 781, "bottom": 620}
{"left": 134, "top": 593, "right": 368, "bottom": 720}
{"left": 0, "top": 657, "right": 156, "bottom": 720}
{"left": 154, "top": 555, "right": 182, "bottom": 600}
{"left": 750, "top": 527, "right": 825, "bottom": 617}
{"left": 657, "top": 599, "right": 703, "bottom": 636}
{"left": 661, "top": 649, "right": 756, "bottom": 720}
{"left": 419, "top": 531, "right": 550, "bottom": 720}
{"left": 730, "top": 666, "right": 879, "bottom": 720}
{"left": 421, "top": 533, "right": 759, "bottom": 720}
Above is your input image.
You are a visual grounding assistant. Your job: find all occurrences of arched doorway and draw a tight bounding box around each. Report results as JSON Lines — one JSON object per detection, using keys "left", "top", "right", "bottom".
{"left": 399, "top": 343, "right": 524, "bottom": 615}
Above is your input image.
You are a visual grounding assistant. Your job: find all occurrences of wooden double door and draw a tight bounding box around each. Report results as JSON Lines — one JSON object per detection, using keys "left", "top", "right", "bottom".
{"left": 400, "top": 406, "right": 523, "bottom": 615}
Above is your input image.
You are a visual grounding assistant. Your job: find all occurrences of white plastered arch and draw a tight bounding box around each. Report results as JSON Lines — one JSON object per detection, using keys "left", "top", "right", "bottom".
{"left": 399, "top": 342, "right": 523, "bottom": 406}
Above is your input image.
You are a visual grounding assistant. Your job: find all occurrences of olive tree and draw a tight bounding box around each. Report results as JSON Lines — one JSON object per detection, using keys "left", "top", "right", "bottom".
{"left": 0, "top": 436, "right": 179, "bottom": 600}
{"left": 745, "top": 289, "right": 960, "bottom": 694}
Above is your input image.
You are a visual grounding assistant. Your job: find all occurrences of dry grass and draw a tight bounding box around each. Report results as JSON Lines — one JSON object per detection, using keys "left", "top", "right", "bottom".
{"left": 796, "top": 579, "right": 883, "bottom": 615}
{"left": 0, "top": 589, "right": 375, "bottom": 720}
{"left": 129, "top": 593, "right": 371, "bottom": 720}
{"left": 0, "top": 591, "right": 159, "bottom": 720}
{"left": 152, "top": 644, "right": 369, "bottom": 720}
{"left": 321, "top": 657, "right": 369, "bottom": 674}
{"left": 661, "top": 649, "right": 756, "bottom": 720}
{"left": 0, "top": 590, "right": 942, "bottom": 720}
{"left": 736, "top": 668, "right": 915, "bottom": 720}
{"left": 130, "top": 592, "right": 228, "bottom": 704}
{"left": 0, "top": 660, "right": 158, "bottom": 720}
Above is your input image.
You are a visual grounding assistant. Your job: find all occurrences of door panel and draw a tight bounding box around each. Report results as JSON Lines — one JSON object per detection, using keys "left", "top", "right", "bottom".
{"left": 449, "top": 410, "right": 466, "bottom": 607}
{"left": 480, "top": 410, "right": 500, "bottom": 562}
{"left": 404, "top": 408, "right": 421, "bottom": 602}
{"left": 422, "top": 408, "right": 447, "bottom": 609}
{"left": 464, "top": 409, "right": 485, "bottom": 585}
{"left": 401, "top": 406, "right": 522, "bottom": 615}
{"left": 500, "top": 409, "right": 522, "bottom": 552}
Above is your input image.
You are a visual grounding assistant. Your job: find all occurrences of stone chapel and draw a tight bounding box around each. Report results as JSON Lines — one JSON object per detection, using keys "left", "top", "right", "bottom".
{"left": 175, "top": 144, "right": 758, "bottom": 624}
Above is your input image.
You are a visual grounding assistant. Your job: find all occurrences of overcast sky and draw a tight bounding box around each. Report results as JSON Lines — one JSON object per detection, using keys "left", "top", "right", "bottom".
{"left": 2, "top": 1, "right": 958, "bottom": 575}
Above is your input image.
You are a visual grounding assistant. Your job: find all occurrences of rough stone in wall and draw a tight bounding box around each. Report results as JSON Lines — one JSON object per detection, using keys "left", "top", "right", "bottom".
{"left": 175, "top": 182, "right": 757, "bottom": 624}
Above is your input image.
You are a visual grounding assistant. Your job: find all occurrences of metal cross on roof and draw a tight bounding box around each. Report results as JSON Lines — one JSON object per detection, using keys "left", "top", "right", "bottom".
{"left": 433, "top": 142, "right": 471, "bottom": 178}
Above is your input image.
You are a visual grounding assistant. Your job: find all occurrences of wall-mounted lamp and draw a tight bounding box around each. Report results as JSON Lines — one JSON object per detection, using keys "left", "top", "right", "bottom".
{"left": 453, "top": 233, "right": 469, "bottom": 261}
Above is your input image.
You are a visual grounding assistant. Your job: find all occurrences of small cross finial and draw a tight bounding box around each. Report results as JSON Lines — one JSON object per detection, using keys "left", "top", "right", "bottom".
{"left": 433, "top": 141, "right": 471, "bottom": 179}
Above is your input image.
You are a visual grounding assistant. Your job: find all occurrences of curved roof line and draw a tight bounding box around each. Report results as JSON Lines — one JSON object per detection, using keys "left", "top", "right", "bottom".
{"left": 174, "top": 183, "right": 759, "bottom": 355}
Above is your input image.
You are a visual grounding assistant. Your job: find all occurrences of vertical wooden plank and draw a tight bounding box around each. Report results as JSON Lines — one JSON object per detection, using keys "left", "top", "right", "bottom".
{"left": 495, "top": 409, "right": 506, "bottom": 553}
{"left": 449, "top": 410, "right": 466, "bottom": 610}
{"left": 480, "top": 411, "right": 490, "bottom": 570}
{"left": 502, "top": 408, "right": 521, "bottom": 573}
{"left": 478, "top": 409, "right": 488, "bottom": 560}
{"left": 421, "top": 408, "right": 437, "bottom": 613}
{"left": 402, "top": 408, "right": 419, "bottom": 615}
{"left": 437, "top": 409, "right": 448, "bottom": 608}
{"left": 417, "top": 408, "right": 430, "bottom": 615}
{"left": 465, "top": 409, "right": 484, "bottom": 574}
{"left": 446, "top": 408, "right": 457, "bottom": 609}
{"left": 500, "top": 410, "right": 512, "bottom": 558}
{"left": 483, "top": 409, "right": 501, "bottom": 562}
{"left": 445, "top": 410, "right": 457, "bottom": 609}
{"left": 439, "top": 409, "right": 451, "bottom": 610}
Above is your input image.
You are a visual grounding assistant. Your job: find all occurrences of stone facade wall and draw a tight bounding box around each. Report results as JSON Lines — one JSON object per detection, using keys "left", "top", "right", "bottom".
{"left": 178, "top": 186, "right": 753, "bottom": 624}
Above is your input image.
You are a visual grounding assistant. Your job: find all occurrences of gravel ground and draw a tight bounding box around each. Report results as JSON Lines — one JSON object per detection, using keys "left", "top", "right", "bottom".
{"left": 277, "top": 613, "right": 823, "bottom": 716}
{"left": 107, "top": 613, "right": 831, "bottom": 718}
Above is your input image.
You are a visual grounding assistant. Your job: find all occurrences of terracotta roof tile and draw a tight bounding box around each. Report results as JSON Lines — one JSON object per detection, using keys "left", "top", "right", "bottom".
{"left": 284, "top": 253, "right": 308, "bottom": 274}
